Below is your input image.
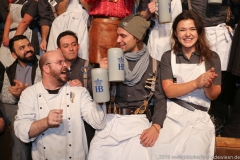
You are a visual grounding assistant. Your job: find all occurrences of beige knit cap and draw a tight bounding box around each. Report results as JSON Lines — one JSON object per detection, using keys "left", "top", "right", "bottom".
{"left": 118, "top": 14, "right": 150, "bottom": 40}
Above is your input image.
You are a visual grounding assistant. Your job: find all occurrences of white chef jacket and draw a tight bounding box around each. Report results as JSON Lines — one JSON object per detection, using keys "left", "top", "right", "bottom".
{"left": 47, "top": 0, "right": 89, "bottom": 61}
{"left": 14, "top": 81, "right": 106, "bottom": 160}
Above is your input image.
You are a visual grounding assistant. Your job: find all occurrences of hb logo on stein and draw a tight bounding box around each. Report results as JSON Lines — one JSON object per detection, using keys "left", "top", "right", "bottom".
{"left": 94, "top": 79, "right": 104, "bottom": 92}
{"left": 118, "top": 57, "right": 124, "bottom": 70}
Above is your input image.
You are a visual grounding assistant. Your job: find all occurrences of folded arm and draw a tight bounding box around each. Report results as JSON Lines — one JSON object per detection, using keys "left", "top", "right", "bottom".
{"left": 162, "top": 67, "right": 221, "bottom": 100}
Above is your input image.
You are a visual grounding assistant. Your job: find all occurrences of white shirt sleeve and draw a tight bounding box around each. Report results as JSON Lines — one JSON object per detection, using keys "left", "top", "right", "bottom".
{"left": 80, "top": 88, "right": 106, "bottom": 129}
{"left": 14, "top": 87, "right": 37, "bottom": 143}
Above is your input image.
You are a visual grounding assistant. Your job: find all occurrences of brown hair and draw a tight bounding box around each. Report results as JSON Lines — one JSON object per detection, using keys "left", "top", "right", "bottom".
{"left": 171, "top": 10, "right": 213, "bottom": 63}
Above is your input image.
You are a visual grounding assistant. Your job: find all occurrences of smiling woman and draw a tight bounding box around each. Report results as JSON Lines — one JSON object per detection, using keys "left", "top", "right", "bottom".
{"left": 171, "top": 10, "right": 213, "bottom": 64}
{"left": 174, "top": 19, "right": 198, "bottom": 58}
{"left": 152, "top": 10, "right": 222, "bottom": 160}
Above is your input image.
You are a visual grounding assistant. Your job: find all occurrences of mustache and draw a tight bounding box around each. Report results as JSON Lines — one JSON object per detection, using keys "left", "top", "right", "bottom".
{"left": 24, "top": 50, "right": 34, "bottom": 56}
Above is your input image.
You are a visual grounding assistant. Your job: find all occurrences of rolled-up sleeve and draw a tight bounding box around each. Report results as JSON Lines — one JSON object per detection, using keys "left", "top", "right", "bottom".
{"left": 160, "top": 50, "right": 173, "bottom": 81}
{"left": 23, "top": 0, "right": 38, "bottom": 18}
{"left": 38, "top": 0, "right": 54, "bottom": 26}
{"left": 14, "top": 88, "right": 37, "bottom": 143}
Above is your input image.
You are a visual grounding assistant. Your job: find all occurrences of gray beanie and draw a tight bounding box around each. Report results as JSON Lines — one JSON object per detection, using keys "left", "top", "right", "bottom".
{"left": 118, "top": 14, "right": 150, "bottom": 40}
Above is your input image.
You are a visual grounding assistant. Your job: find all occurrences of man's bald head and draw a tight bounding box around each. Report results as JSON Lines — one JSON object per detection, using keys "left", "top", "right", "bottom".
{"left": 39, "top": 50, "right": 63, "bottom": 71}
{"left": 40, "top": 50, "right": 68, "bottom": 89}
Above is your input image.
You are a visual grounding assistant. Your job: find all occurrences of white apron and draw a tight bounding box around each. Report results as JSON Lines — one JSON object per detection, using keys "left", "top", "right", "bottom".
{"left": 88, "top": 114, "right": 151, "bottom": 160}
{"left": 47, "top": 0, "right": 89, "bottom": 61}
{"left": 147, "top": 0, "right": 182, "bottom": 61}
{"left": 205, "top": 23, "right": 233, "bottom": 71}
{"left": 0, "top": 4, "right": 32, "bottom": 67}
{"left": 152, "top": 52, "right": 215, "bottom": 160}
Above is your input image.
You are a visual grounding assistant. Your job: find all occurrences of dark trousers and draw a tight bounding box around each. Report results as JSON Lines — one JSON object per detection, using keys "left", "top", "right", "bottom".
{"left": 210, "top": 71, "right": 237, "bottom": 120}
{"left": 0, "top": 103, "right": 31, "bottom": 160}
{"left": 84, "top": 121, "right": 95, "bottom": 149}
{"left": 222, "top": 87, "right": 240, "bottom": 138}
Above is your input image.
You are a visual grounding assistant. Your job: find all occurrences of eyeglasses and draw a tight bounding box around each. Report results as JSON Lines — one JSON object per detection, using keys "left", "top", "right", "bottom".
{"left": 45, "top": 60, "right": 66, "bottom": 65}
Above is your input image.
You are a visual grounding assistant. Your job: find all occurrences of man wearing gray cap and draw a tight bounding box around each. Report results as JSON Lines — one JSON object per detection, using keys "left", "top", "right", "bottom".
{"left": 88, "top": 14, "right": 167, "bottom": 160}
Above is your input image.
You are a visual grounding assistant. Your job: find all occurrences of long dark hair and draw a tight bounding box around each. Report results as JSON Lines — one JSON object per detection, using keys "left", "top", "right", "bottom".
{"left": 171, "top": 10, "right": 212, "bottom": 63}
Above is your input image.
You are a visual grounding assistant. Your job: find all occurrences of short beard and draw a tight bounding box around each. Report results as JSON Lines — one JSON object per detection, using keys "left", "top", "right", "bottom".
{"left": 17, "top": 52, "right": 35, "bottom": 63}
{"left": 56, "top": 77, "right": 67, "bottom": 85}
{"left": 49, "top": 66, "right": 68, "bottom": 86}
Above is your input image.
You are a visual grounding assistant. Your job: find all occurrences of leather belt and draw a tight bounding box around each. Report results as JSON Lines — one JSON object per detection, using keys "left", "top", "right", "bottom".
{"left": 170, "top": 98, "right": 209, "bottom": 112}
{"left": 108, "top": 107, "right": 138, "bottom": 115}
{"left": 92, "top": 15, "right": 121, "bottom": 20}
{"left": 9, "top": 28, "right": 17, "bottom": 32}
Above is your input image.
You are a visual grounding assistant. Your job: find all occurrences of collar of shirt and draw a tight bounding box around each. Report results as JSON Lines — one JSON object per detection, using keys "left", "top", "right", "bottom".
{"left": 17, "top": 62, "right": 33, "bottom": 68}
{"left": 176, "top": 52, "right": 200, "bottom": 63}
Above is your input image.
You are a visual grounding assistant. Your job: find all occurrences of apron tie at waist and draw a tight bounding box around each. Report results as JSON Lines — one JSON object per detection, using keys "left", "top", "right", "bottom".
{"left": 170, "top": 98, "right": 209, "bottom": 112}
{"left": 215, "top": 24, "right": 231, "bottom": 42}
{"left": 108, "top": 107, "right": 142, "bottom": 115}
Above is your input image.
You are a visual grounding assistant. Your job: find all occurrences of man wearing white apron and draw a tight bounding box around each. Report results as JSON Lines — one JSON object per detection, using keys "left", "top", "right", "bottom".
{"left": 14, "top": 50, "right": 106, "bottom": 160}
{"left": 88, "top": 14, "right": 167, "bottom": 160}
{"left": 0, "top": 3, "right": 32, "bottom": 67}
{"left": 139, "top": 0, "right": 182, "bottom": 61}
{"left": 152, "top": 11, "right": 221, "bottom": 160}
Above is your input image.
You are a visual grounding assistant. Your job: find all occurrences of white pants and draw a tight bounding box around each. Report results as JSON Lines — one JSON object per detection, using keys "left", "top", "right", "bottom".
{"left": 147, "top": 0, "right": 182, "bottom": 61}
{"left": 205, "top": 23, "right": 233, "bottom": 71}
{"left": 88, "top": 114, "right": 151, "bottom": 160}
{"left": 152, "top": 101, "right": 215, "bottom": 160}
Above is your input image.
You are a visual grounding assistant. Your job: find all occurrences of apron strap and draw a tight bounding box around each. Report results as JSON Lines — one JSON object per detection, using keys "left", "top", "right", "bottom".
{"left": 152, "top": 57, "right": 158, "bottom": 78}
